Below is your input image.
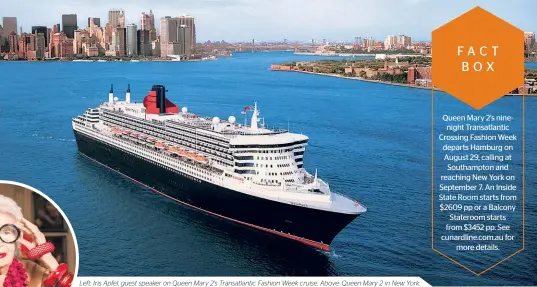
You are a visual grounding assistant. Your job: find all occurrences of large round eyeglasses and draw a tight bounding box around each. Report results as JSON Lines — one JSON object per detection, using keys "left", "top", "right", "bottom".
{"left": 0, "top": 224, "right": 21, "bottom": 244}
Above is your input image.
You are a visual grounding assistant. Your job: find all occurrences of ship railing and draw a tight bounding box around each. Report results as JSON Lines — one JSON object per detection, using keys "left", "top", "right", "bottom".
{"left": 219, "top": 129, "right": 288, "bottom": 137}
{"left": 112, "top": 132, "right": 223, "bottom": 176}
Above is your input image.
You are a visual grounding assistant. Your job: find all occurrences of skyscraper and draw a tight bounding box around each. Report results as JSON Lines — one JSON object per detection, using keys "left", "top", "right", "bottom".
{"left": 137, "top": 29, "right": 151, "bottom": 56}
{"left": 141, "top": 10, "right": 157, "bottom": 41}
{"left": 126, "top": 23, "right": 138, "bottom": 56}
{"left": 111, "top": 27, "right": 126, "bottom": 56}
{"left": 62, "top": 14, "right": 77, "bottom": 38}
{"left": 108, "top": 10, "right": 124, "bottom": 28}
{"left": 159, "top": 15, "right": 195, "bottom": 58}
{"left": 35, "top": 33, "right": 46, "bottom": 59}
{"left": 2, "top": 17, "right": 17, "bottom": 37}
{"left": 178, "top": 15, "right": 196, "bottom": 53}
{"left": 31, "top": 26, "right": 48, "bottom": 49}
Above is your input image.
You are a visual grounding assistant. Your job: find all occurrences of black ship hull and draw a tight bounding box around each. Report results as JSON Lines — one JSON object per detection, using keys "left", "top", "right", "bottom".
{"left": 74, "top": 129, "right": 360, "bottom": 250}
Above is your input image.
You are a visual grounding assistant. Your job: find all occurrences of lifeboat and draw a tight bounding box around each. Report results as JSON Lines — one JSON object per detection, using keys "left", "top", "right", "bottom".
{"left": 167, "top": 146, "right": 180, "bottom": 154}
{"left": 155, "top": 141, "right": 165, "bottom": 149}
{"left": 123, "top": 130, "right": 131, "bottom": 135}
{"left": 111, "top": 127, "right": 123, "bottom": 133}
{"left": 194, "top": 154, "right": 208, "bottom": 164}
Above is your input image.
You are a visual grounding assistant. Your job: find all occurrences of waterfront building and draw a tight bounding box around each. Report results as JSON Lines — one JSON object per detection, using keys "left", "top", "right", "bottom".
{"left": 137, "top": 29, "right": 151, "bottom": 56}
{"left": 73, "top": 29, "right": 89, "bottom": 55}
{"left": 2, "top": 17, "right": 17, "bottom": 38}
{"left": 178, "top": 15, "right": 196, "bottom": 54}
{"left": 160, "top": 15, "right": 195, "bottom": 58}
{"left": 35, "top": 33, "right": 46, "bottom": 59}
{"left": 407, "top": 66, "right": 432, "bottom": 85}
{"left": 112, "top": 27, "right": 126, "bottom": 56}
{"left": 126, "top": 23, "right": 138, "bottom": 56}
{"left": 524, "top": 32, "right": 535, "bottom": 50}
{"left": 49, "top": 32, "right": 74, "bottom": 58}
{"left": 8, "top": 32, "right": 18, "bottom": 54}
{"left": 18, "top": 33, "right": 36, "bottom": 59}
{"left": 31, "top": 26, "right": 48, "bottom": 49}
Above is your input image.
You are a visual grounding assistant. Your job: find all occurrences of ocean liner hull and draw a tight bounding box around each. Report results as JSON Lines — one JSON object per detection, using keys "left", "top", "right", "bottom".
{"left": 74, "top": 130, "right": 360, "bottom": 250}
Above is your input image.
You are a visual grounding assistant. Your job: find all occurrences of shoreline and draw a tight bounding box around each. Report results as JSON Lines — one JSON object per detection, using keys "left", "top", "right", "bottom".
{"left": 272, "top": 69, "right": 532, "bottom": 96}
{"left": 293, "top": 52, "right": 424, "bottom": 58}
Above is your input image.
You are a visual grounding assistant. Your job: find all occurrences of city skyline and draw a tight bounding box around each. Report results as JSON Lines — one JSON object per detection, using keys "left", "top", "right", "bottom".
{"left": 0, "top": 0, "right": 534, "bottom": 42}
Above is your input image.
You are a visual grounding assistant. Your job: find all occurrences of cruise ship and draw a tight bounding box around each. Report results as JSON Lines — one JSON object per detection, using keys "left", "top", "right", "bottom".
{"left": 72, "top": 85, "right": 366, "bottom": 250}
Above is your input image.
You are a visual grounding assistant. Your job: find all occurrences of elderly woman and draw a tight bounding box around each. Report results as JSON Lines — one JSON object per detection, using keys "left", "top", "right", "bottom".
{"left": 0, "top": 195, "right": 73, "bottom": 287}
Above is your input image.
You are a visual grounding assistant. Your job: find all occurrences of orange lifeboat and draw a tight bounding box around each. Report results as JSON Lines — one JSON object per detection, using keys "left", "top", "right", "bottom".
{"left": 167, "top": 146, "right": 180, "bottom": 154}
{"left": 155, "top": 141, "right": 165, "bottom": 149}
{"left": 111, "top": 127, "right": 123, "bottom": 133}
{"left": 195, "top": 154, "right": 208, "bottom": 164}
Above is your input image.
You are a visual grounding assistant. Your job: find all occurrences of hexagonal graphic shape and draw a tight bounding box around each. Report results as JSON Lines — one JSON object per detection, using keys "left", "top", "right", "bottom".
{"left": 432, "top": 6, "right": 525, "bottom": 109}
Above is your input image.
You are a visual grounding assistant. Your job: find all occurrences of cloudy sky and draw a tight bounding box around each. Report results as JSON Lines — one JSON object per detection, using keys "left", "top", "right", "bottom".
{"left": 0, "top": 0, "right": 534, "bottom": 42}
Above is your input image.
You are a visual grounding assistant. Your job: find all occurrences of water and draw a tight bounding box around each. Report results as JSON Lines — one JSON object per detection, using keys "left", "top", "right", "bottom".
{"left": 0, "top": 53, "right": 535, "bottom": 285}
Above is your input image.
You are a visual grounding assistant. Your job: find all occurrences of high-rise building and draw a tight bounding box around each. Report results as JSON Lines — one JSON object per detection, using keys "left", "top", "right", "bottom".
{"left": 108, "top": 10, "right": 124, "bottom": 28}
{"left": 50, "top": 32, "right": 74, "bottom": 58}
{"left": 62, "top": 14, "right": 78, "bottom": 38}
{"left": 178, "top": 15, "right": 196, "bottom": 53}
{"left": 88, "top": 17, "right": 101, "bottom": 27}
{"left": 111, "top": 27, "right": 126, "bottom": 56}
{"left": 126, "top": 24, "right": 138, "bottom": 56}
{"left": 384, "top": 35, "right": 396, "bottom": 50}
{"left": 31, "top": 26, "right": 48, "bottom": 49}
{"left": 2, "top": 17, "right": 17, "bottom": 37}
{"left": 141, "top": 10, "right": 157, "bottom": 41}
{"left": 384, "top": 34, "right": 411, "bottom": 50}
{"left": 159, "top": 15, "right": 195, "bottom": 58}
{"left": 524, "top": 32, "right": 535, "bottom": 50}
{"left": 395, "top": 34, "right": 411, "bottom": 48}
{"left": 35, "top": 33, "right": 46, "bottom": 59}
{"left": 103, "top": 23, "right": 113, "bottom": 47}
{"left": 137, "top": 29, "right": 150, "bottom": 56}
{"left": 18, "top": 33, "right": 36, "bottom": 59}
{"left": 8, "top": 32, "right": 18, "bottom": 54}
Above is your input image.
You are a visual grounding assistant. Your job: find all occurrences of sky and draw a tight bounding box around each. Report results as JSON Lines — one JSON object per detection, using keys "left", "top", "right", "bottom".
{"left": 0, "top": 0, "right": 535, "bottom": 42}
